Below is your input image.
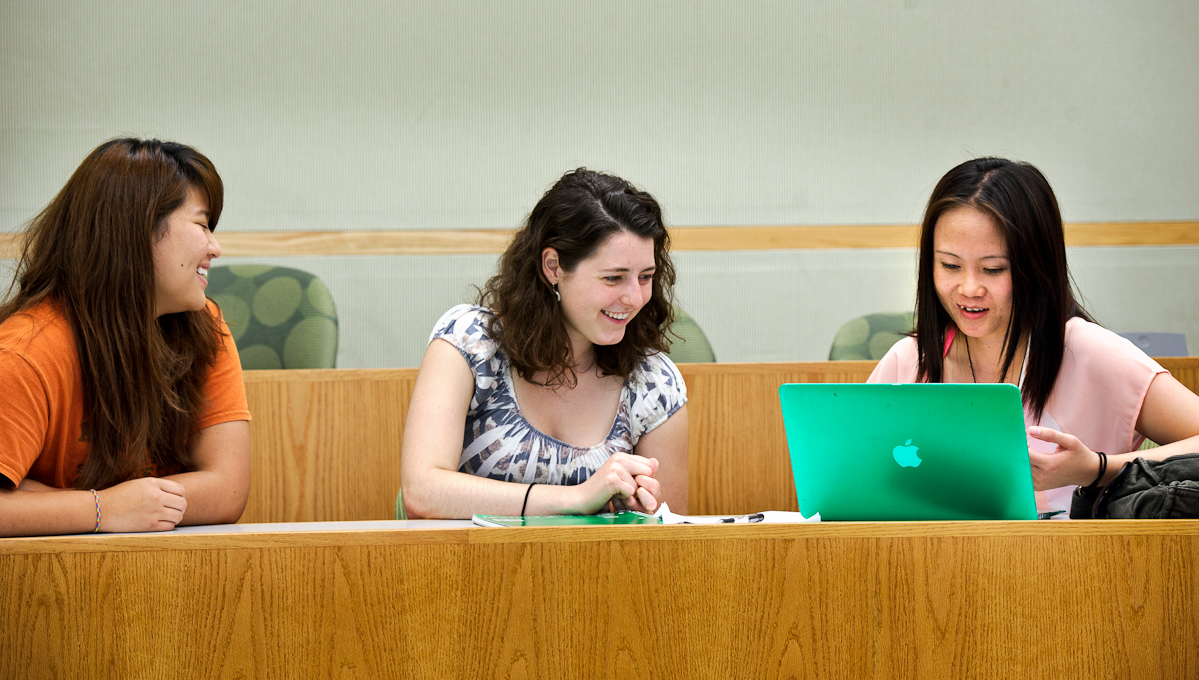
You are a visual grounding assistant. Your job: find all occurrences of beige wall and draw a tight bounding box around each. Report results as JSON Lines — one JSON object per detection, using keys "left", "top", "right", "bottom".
{"left": 3, "top": 1, "right": 1196, "bottom": 365}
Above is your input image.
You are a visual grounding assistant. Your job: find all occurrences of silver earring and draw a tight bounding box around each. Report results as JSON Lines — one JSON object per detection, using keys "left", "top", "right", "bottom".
{"left": 553, "top": 284, "right": 561, "bottom": 302}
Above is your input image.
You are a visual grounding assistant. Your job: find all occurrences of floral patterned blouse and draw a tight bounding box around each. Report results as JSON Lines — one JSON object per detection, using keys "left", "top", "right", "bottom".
{"left": 430, "top": 305, "right": 688, "bottom": 486}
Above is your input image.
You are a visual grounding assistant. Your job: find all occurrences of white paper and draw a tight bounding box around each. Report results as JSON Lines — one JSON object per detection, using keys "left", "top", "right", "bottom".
{"left": 653, "top": 503, "right": 819, "bottom": 524}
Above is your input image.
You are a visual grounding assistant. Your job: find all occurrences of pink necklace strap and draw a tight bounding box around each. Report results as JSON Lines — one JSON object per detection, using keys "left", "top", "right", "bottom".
{"left": 943, "top": 325, "right": 956, "bottom": 359}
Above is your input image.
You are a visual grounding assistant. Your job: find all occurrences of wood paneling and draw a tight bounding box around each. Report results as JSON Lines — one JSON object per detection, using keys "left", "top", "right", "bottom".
{"left": 8, "top": 222, "right": 1196, "bottom": 258}
{"left": 240, "top": 369, "right": 416, "bottom": 524}
{"left": 0, "top": 522, "right": 1196, "bottom": 679}
{"left": 681, "top": 361, "right": 876, "bottom": 515}
{"left": 241, "top": 359, "right": 1199, "bottom": 522}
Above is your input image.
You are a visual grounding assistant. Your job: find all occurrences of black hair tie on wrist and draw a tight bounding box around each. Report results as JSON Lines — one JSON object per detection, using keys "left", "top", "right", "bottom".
{"left": 521, "top": 483, "right": 536, "bottom": 517}
{"left": 1082, "top": 451, "right": 1108, "bottom": 492}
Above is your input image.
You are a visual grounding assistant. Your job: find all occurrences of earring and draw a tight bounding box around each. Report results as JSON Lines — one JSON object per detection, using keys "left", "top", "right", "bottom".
{"left": 553, "top": 284, "right": 561, "bottom": 302}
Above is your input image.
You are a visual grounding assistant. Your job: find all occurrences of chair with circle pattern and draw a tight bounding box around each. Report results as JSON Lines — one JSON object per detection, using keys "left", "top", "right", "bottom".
{"left": 665, "top": 307, "right": 716, "bottom": 363}
{"left": 206, "top": 265, "right": 339, "bottom": 370}
{"left": 829, "top": 312, "right": 914, "bottom": 361}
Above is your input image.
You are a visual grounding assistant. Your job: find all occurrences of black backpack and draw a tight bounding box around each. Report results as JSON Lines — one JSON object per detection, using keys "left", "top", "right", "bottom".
{"left": 1070, "top": 453, "right": 1199, "bottom": 519}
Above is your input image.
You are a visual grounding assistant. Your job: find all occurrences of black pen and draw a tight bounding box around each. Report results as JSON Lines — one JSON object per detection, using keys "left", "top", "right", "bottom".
{"left": 718, "top": 513, "right": 766, "bottom": 523}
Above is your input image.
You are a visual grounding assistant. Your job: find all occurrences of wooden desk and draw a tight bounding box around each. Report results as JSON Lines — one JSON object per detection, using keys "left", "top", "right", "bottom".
{"left": 1, "top": 521, "right": 1195, "bottom": 679}
{"left": 241, "top": 359, "right": 1199, "bottom": 523}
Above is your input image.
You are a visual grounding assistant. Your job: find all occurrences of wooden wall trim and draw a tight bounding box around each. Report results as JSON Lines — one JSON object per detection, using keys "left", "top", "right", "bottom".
{"left": 5, "top": 222, "right": 1198, "bottom": 258}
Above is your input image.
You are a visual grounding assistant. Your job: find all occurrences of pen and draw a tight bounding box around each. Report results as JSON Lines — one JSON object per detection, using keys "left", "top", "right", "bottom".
{"left": 718, "top": 513, "right": 766, "bottom": 523}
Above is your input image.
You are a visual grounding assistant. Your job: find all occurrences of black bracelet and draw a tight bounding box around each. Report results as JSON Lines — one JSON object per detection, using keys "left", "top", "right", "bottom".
{"left": 1082, "top": 451, "right": 1108, "bottom": 492}
{"left": 520, "top": 483, "right": 536, "bottom": 517}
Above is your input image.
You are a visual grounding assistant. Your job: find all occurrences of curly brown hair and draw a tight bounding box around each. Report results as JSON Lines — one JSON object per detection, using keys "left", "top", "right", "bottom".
{"left": 478, "top": 168, "right": 676, "bottom": 388}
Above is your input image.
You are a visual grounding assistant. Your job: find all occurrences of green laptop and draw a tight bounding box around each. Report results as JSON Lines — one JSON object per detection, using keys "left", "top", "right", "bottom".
{"left": 779, "top": 383, "right": 1037, "bottom": 521}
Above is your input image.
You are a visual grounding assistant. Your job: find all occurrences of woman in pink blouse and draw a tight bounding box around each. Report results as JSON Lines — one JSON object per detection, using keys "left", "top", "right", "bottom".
{"left": 869, "top": 158, "right": 1199, "bottom": 517}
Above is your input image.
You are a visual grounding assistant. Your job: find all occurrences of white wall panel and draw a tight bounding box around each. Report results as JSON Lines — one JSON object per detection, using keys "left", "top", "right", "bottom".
{"left": 3, "top": 1, "right": 1198, "bottom": 233}
{"left": 2, "top": 2, "right": 1196, "bottom": 365}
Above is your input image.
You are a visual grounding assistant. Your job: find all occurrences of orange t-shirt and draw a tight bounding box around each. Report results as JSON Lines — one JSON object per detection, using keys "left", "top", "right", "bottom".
{"left": 0, "top": 299, "right": 251, "bottom": 488}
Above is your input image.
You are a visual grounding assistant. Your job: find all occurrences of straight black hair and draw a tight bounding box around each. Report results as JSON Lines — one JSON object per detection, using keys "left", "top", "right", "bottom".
{"left": 914, "top": 158, "right": 1091, "bottom": 419}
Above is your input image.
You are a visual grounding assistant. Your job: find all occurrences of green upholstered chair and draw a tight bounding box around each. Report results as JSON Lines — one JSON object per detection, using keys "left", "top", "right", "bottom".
{"left": 829, "top": 312, "right": 914, "bottom": 361}
{"left": 206, "top": 265, "right": 339, "bottom": 370}
{"left": 395, "top": 488, "right": 407, "bottom": 520}
{"left": 666, "top": 308, "right": 716, "bottom": 363}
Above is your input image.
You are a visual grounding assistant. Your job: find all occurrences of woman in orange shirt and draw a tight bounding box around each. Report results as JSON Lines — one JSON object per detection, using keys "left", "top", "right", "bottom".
{"left": 0, "top": 138, "right": 251, "bottom": 536}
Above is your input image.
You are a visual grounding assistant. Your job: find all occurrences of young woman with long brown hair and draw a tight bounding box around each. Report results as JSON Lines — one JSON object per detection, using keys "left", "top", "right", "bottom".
{"left": 869, "top": 158, "right": 1199, "bottom": 518}
{"left": 0, "top": 138, "right": 250, "bottom": 536}
{"left": 400, "top": 169, "right": 688, "bottom": 518}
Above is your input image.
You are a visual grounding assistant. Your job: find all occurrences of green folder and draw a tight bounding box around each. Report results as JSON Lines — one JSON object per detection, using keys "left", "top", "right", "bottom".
{"left": 471, "top": 511, "right": 661, "bottom": 527}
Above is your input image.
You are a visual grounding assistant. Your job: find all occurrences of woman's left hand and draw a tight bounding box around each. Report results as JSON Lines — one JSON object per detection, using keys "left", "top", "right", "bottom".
{"left": 1026, "top": 426, "right": 1103, "bottom": 491}
{"left": 608, "top": 459, "right": 662, "bottom": 514}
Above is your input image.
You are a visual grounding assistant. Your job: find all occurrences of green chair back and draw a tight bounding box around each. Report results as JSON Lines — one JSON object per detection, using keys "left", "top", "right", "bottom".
{"left": 829, "top": 312, "right": 914, "bottom": 361}
{"left": 395, "top": 488, "right": 408, "bottom": 520}
{"left": 207, "top": 265, "right": 339, "bottom": 370}
{"left": 666, "top": 308, "right": 716, "bottom": 363}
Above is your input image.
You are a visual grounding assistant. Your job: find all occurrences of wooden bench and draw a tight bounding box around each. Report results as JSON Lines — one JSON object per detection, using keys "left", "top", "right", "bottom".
{"left": 241, "top": 358, "right": 1199, "bottom": 523}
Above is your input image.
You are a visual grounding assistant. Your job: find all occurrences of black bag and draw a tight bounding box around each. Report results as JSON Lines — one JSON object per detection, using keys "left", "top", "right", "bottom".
{"left": 1069, "top": 453, "right": 1199, "bottom": 519}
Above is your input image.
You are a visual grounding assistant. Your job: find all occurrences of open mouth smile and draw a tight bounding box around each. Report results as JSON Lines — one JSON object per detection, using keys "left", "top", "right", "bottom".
{"left": 602, "top": 310, "right": 630, "bottom": 321}
{"left": 958, "top": 304, "right": 988, "bottom": 319}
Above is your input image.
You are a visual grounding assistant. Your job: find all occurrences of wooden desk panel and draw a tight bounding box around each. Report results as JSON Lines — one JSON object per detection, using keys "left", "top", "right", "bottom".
{"left": 681, "top": 361, "right": 876, "bottom": 515}
{"left": 1, "top": 522, "right": 1195, "bottom": 679}
{"left": 241, "top": 369, "right": 415, "bottom": 524}
{"left": 241, "top": 359, "right": 1199, "bottom": 522}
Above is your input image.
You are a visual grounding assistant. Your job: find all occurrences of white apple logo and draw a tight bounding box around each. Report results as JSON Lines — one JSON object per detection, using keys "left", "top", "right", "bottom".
{"left": 892, "top": 439, "right": 922, "bottom": 467}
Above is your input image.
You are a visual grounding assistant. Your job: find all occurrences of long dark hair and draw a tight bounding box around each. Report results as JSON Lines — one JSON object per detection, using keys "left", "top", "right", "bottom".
{"left": 914, "top": 157, "right": 1091, "bottom": 419}
{"left": 0, "top": 138, "right": 225, "bottom": 489}
{"left": 479, "top": 168, "right": 676, "bottom": 387}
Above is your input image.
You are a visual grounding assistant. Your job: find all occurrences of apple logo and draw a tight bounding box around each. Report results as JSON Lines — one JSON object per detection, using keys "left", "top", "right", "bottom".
{"left": 892, "top": 439, "right": 922, "bottom": 467}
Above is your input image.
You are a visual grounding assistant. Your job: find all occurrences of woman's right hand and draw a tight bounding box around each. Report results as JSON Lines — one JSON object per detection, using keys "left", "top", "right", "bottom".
{"left": 570, "top": 453, "right": 660, "bottom": 515}
{"left": 97, "top": 478, "right": 187, "bottom": 532}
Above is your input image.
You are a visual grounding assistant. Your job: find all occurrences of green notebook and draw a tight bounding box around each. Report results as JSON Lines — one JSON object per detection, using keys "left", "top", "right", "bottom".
{"left": 471, "top": 511, "right": 661, "bottom": 527}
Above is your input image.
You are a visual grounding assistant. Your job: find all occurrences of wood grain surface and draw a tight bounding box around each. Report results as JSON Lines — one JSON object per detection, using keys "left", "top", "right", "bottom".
{"left": 7, "top": 222, "right": 1197, "bottom": 258}
{"left": 0, "top": 522, "right": 1195, "bottom": 679}
{"left": 239, "top": 359, "right": 1199, "bottom": 522}
{"left": 240, "top": 369, "right": 415, "bottom": 523}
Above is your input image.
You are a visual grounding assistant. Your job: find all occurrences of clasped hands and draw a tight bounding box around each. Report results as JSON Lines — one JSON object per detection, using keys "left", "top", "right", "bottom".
{"left": 1026, "top": 426, "right": 1106, "bottom": 491}
{"left": 574, "top": 452, "right": 661, "bottom": 515}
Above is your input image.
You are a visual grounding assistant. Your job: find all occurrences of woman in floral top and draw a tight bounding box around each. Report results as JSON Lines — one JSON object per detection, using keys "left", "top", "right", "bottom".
{"left": 401, "top": 169, "right": 689, "bottom": 519}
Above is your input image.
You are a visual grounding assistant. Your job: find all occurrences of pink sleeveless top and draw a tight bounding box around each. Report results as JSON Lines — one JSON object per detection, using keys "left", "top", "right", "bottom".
{"left": 869, "top": 319, "right": 1166, "bottom": 518}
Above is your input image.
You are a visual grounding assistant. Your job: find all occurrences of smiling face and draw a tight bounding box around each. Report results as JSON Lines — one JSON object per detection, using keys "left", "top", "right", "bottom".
{"left": 152, "top": 187, "right": 220, "bottom": 317}
{"left": 543, "top": 230, "right": 656, "bottom": 359}
{"left": 932, "top": 206, "right": 1014, "bottom": 347}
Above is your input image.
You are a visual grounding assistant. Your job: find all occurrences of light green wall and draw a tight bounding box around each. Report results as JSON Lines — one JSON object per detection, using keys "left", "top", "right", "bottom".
{"left": 3, "top": 2, "right": 1196, "bottom": 365}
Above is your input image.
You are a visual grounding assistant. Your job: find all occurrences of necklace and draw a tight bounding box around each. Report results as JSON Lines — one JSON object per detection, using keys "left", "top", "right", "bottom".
{"left": 964, "top": 333, "right": 1033, "bottom": 388}
{"left": 964, "top": 335, "right": 979, "bottom": 383}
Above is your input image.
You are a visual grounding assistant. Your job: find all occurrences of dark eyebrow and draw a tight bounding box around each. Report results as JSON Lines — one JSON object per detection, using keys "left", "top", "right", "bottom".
{"left": 935, "top": 250, "right": 1008, "bottom": 261}
{"left": 599, "top": 266, "right": 656, "bottom": 274}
